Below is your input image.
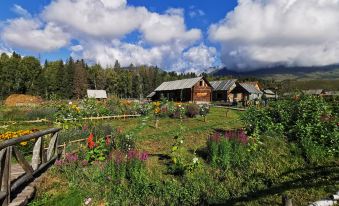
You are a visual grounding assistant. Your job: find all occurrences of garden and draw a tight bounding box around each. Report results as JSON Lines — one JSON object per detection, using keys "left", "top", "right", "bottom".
{"left": 0, "top": 95, "right": 338, "bottom": 205}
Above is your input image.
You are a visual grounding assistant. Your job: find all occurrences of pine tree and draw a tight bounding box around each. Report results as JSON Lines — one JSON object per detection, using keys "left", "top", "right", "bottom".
{"left": 72, "top": 60, "right": 88, "bottom": 99}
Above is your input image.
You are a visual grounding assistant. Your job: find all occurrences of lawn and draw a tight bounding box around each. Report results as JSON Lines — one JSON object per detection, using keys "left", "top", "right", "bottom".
{"left": 21, "top": 106, "right": 338, "bottom": 206}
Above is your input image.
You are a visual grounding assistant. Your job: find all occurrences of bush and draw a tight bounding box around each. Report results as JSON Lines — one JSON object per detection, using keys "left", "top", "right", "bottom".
{"left": 186, "top": 103, "right": 200, "bottom": 118}
{"left": 241, "top": 95, "right": 339, "bottom": 163}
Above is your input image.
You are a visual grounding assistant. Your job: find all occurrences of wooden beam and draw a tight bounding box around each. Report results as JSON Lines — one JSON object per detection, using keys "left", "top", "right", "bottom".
{"left": 47, "top": 132, "right": 58, "bottom": 161}
{"left": 0, "top": 128, "right": 61, "bottom": 150}
{"left": 32, "top": 137, "right": 43, "bottom": 170}
{"left": 12, "top": 147, "right": 33, "bottom": 175}
{"left": 10, "top": 156, "right": 57, "bottom": 194}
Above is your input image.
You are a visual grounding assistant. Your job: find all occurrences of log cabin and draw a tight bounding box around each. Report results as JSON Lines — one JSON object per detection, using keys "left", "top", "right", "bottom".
{"left": 230, "top": 82, "right": 263, "bottom": 102}
{"left": 210, "top": 79, "right": 237, "bottom": 102}
{"left": 149, "top": 77, "right": 212, "bottom": 103}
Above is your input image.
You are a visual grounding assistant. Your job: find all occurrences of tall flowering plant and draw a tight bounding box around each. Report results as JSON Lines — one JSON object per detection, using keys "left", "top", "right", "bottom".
{"left": 85, "top": 133, "right": 111, "bottom": 162}
{"left": 207, "top": 129, "right": 250, "bottom": 169}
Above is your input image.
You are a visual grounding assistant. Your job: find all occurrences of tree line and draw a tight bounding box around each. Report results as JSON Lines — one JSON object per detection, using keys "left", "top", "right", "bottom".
{"left": 0, "top": 52, "right": 197, "bottom": 100}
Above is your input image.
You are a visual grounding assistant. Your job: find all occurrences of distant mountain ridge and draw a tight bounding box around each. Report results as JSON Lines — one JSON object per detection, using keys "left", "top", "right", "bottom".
{"left": 210, "top": 65, "right": 339, "bottom": 80}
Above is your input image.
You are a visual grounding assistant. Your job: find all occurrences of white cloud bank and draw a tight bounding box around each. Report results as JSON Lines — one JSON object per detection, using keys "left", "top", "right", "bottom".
{"left": 0, "top": 0, "right": 216, "bottom": 73}
{"left": 209, "top": 0, "right": 339, "bottom": 71}
{"left": 2, "top": 18, "right": 69, "bottom": 52}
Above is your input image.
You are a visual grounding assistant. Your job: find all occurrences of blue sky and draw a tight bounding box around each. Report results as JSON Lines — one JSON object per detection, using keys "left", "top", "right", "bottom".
{"left": 0, "top": 0, "right": 338, "bottom": 72}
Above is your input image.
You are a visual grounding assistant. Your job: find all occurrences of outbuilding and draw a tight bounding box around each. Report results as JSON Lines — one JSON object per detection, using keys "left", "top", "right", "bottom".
{"left": 150, "top": 77, "right": 212, "bottom": 103}
{"left": 87, "top": 90, "right": 107, "bottom": 100}
{"left": 231, "top": 82, "right": 263, "bottom": 102}
{"left": 210, "top": 79, "right": 237, "bottom": 102}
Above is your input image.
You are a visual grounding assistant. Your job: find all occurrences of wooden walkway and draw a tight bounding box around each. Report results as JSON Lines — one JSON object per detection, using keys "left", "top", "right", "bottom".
{"left": 9, "top": 164, "right": 37, "bottom": 206}
{"left": 0, "top": 128, "right": 61, "bottom": 206}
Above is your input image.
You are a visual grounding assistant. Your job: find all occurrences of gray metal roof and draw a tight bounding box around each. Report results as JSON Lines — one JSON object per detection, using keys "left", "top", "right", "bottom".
{"left": 263, "top": 89, "right": 275, "bottom": 95}
{"left": 154, "top": 77, "right": 204, "bottom": 91}
{"left": 210, "top": 79, "right": 237, "bottom": 91}
{"left": 146, "top": 92, "right": 155, "bottom": 98}
{"left": 87, "top": 90, "right": 107, "bottom": 99}
{"left": 239, "top": 83, "right": 263, "bottom": 94}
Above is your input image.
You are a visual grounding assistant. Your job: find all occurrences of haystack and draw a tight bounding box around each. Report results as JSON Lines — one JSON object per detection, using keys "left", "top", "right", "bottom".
{"left": 4, "top": 94, "right": 43, "bottom": 106}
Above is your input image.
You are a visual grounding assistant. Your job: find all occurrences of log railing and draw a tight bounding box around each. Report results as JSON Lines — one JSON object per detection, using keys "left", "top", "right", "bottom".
{"left": 0, "top": 128, "right": 61, "bottom": 206}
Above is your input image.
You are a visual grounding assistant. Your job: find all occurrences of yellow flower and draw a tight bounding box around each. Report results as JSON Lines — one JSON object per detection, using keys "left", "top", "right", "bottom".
{"left": 154, "top": 107, "right": 161, "bottom": 114}
{"left": 20, "top": 141, "right": 28, "bottom": 146}
{"left": 153, "top": 101, "right": 161, "bottom": 107}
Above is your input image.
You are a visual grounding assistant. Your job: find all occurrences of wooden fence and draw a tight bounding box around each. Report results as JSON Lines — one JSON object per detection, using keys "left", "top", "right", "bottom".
{"left": 0, "top": 128, "right": 61, "bottom": 206}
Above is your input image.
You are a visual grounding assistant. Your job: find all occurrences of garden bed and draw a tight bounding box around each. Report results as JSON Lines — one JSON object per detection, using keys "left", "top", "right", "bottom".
{"left": 26, "top": 102, "right": 339, "bottom": 206}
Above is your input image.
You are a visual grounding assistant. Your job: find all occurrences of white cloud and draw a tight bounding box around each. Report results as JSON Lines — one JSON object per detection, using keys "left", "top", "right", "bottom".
{"left": 43, "top": 0, "right": 148, "bottom": 38}
{"left": 1, "top": 18, "right": 69, "bottom": 52}
{"left": 189, "top": 7, "right": 205, "bottom": 18}
{"left": 0, "top": 0, "right": 214, "bottom": 73}
{"left": 174, "top": 44, "right": 217, "bottom": 73}
{"left": 0, "top": 44, "right": 11, "bottom": 55}
{"left": 71, "top": 40, "right": 216, "bottom": 73}
{"left": 209, "top": 0, "right": 339, "bottom": 71}
{"left": 140, "top": 11, "right": 201, "bottom": 45}
{"left": 12, "top": 4, "right": 31, "bottom": 18}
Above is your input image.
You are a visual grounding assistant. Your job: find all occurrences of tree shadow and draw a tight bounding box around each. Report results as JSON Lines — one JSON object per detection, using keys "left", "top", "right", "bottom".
{"left": 211, "top": 165, "right": 339, "bottom": 205}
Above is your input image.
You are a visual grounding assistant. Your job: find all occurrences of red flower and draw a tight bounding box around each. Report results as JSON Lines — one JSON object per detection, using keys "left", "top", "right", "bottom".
{"left": 87, "top": 133, "right": 95, "bottom": 149}
{"left": 105, "top": 135, "right": 111, "bottom": 146}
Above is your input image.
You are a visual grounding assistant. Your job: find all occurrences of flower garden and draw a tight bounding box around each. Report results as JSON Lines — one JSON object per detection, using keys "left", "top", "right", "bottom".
{"left": 0, "top": 95, "right": 338, "bottom": 205}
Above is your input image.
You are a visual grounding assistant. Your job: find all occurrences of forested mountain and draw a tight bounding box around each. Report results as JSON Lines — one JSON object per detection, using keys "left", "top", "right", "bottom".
{"left": 0, "top": 52, "right": 196, "bottom": 100}
{"left": 210, "top": 65, "right": 339, "bottom": 80}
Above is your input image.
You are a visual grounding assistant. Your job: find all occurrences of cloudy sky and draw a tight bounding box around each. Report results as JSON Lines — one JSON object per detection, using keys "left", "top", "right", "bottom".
{"left": 0, "top": 0, "right": 338, "bottom": 73}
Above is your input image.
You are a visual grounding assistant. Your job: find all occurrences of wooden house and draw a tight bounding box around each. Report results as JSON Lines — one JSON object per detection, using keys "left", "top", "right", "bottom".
{"left": 210, "top": 79, "right": 237, "bottom": 102}
{"left": 150, "top": 77, "right": 212, "bottom": 103}
{"left": 87, "top": 90, "right": 107, "bottom": 100}
{"left": 230, "top": 82, "right": 263, "bottom": 102}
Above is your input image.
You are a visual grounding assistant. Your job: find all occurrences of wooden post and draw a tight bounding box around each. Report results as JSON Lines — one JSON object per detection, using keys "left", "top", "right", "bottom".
{"left": 0, "top": 147, "right": 11, "bottom": 206}
{"left": 282, "top": 194, "right": 293, "bottom": 206}
{"left": 32, "top": 137, "right": 43, "bottom": 170}
{"left": 155, "top": 118, "right": 159, "bottom": 129}
{"left": 47, "top": 132, "right": 58, "bottom": 161}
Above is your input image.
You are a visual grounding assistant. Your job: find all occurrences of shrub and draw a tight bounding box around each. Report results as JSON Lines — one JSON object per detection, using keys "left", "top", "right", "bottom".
{"left": 241, "top": 95, "right": 339, "bottom": 163}
{"left": 186, "top": 103, "right": 200, "bottom": 118}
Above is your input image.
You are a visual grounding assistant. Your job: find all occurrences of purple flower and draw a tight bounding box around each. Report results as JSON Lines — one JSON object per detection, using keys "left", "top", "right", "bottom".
{"left": 237, "top": 130, "right": 249, "bottom": 144}
{"left": 140, "top": 152, "right": 149, "bottom": 161}
{"left": 210, "top": 132, "right": 221, "bottom": 142}
{"left": 127, "top": 149, "right": 138, "bottom": 160}
{"left": 55, "top": 159, "right": 63, "bottom": 166}
{"left": 65, "top": 153, "right": 78, "bottom": 163}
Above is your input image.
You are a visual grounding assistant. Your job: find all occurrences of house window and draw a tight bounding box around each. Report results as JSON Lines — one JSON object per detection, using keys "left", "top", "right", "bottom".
{"left": 199, "top": 81, "right": 203, "bottom": 87}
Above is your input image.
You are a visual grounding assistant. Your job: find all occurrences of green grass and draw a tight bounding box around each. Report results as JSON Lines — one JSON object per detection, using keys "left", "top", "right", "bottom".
{"left": 7, "top": 107, "right": 337, "bottom": 206}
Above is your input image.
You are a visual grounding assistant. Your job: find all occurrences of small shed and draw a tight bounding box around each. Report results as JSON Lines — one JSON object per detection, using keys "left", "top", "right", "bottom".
{"left": 210, "top": 79, "right": 237, "bottom": 102}
{"left": 87, "top": 90, "right": 107, "bottom": 99}
{"left": 150, "top": 77, "right": 212, "bottom": 103}
{"left": 231, "top": 82, "right": 263, "bottom": 102}
{"left": 263, "top": 89, "right": 277, "bottom": 99}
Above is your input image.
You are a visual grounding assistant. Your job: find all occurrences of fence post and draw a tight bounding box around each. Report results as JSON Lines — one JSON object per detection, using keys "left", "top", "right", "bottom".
{"left": 0, "top": 147, "right": 12, "bottom": 206}
{"left": 282, "top": 194, "right": 293, "bottom": 206}
{"left": 32, "top": 137, "right": 43, "bottom": 170}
